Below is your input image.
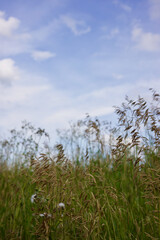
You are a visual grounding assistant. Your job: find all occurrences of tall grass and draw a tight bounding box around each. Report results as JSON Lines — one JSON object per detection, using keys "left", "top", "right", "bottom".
{"left": 0, "top": 89, "right": 160, "bottom": 239}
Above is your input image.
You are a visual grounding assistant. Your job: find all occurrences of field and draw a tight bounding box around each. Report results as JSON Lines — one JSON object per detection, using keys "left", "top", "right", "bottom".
{"left": 0, "top": 90, "right": 160, "bottom": 240}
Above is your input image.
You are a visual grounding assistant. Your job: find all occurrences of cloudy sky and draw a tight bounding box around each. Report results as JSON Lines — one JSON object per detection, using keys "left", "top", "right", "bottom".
{"left": 0, "top": 0, "right": 160, "bottom": 138}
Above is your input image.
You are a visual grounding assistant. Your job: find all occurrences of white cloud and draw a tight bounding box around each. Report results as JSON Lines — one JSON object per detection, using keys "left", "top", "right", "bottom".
{"left": 0, "top": 11, "right": 4, "bottom": 18}
{"left": 149, "top": 0, "right": 160, "bottom": 20}
{"left": 45, "top": 108, "right": 84, "bottom": 125}
{"left": 0, "top": 85, "right": 49, "bottom": 105}
{"left": 0, "top": 11, "right": 20, "bottom": 37}
{"left": 0, "top": 32, "right": 31, "bottom": 57}
{"left": 0, "top": 58, "right": 20, "bottom": 85}
{"left": 60, "top": 15, "right": 91, "bottom": 36}
{"left": 0, "top": 59, "right": 50, "bottom": 105}
{"left": 0, "top": 11, "right": 31, "bottom": 57}
{"left": 132, "top": 26, "right": 160, "bottom": 52}
{"left": 0, "top": 65, "right": 51, "bottom": 131}
{"left": 45, "top": 105, "right": 114, "bottom": 126}
{"left": 0, "top": 61, "right": 160, "bottom": 137}
{"left": 81, "top": 85, "right": 130, "bottom": 102}
{"left": 31, "top": 50, "right": 56, "bottom": 61}
{"left": 0, "top": 81, "right": 50, "bottom": 134}
{"left": 89, "top": 106, "right": 114, "bottom": 117}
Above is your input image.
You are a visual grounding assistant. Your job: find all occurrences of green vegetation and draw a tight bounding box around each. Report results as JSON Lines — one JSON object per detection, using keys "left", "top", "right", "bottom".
{"left": 0, "top": 89, "right": 160, "bottom": 239}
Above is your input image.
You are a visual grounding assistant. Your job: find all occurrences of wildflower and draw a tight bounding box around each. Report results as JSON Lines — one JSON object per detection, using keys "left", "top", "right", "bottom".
{"left": 31, "top": 194, "right": 37, "bottom": 203}
{"left": 39, "top": 213, "right": 46, "bottom": 217}
{"left": 58, "top": 202, "right": 65, "bottom": 209}
{"left": 39, "top": 213, "right": 52, "bottom": 217}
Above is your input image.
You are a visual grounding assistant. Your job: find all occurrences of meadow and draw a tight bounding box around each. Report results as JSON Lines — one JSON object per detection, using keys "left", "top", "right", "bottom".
{"left": 0, "top": 89, "right": 160, "bottom": 240}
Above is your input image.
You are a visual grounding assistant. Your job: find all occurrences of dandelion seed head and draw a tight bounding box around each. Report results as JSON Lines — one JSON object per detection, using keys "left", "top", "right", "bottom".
{"left": 31, "top": 194, "right": 37, "bottom": 203}
{"left": 39, "top": 213, "right": 46, "bottom": 217}
{"left": 39, "top": 213, "right": 52, "bottom": 217}
{"left": 58, "top": 202, "right": 65, "bottom": 208}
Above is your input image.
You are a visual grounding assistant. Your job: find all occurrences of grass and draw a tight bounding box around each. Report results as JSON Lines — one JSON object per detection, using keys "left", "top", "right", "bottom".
{"left": 0, "top": 89, "right": 160, "bottom": 239}
{"left": 0, "top": 152, "right": 160, "bottom": 239}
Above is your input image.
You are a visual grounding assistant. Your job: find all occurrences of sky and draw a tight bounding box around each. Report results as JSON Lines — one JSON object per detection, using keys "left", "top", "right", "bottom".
{"left": 0, "top": 0, "right": 160, "bottom": 139}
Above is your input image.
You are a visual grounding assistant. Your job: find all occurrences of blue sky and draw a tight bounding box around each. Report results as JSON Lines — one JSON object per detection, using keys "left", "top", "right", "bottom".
{"left": 0, "top": 0, "right": 160, "bottom": 138}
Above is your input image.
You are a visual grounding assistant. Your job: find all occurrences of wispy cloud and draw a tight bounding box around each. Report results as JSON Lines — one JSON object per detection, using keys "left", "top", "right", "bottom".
{"left": 112, "top": 73, "right": 124, "bottom": 80}
{"left": 0, "top": 58, "right": 160, "bottom": 134}
{"left": 31, "top": 50, "right": 56, "bottom": 61}
{"left": 0, "top": 10, "right": 91, "bottom": 59}
{"left": 30, "top": 19, "right": 61, "bottom": 42}
{"left": 132, "top": 26, "right": 160, "bottom": 52}
{"left": 120, "top": 3, "right": 132, "bottom": 12}
{"left": 149, "top": 0, "right": 160, "bottom": 20}
{"left": 113, "top": 1, "right": 132, "bottom": 12}
{"left": 101, "top": 27, "right": 120, "bottom": 40}
{"left": 45, "top": 106, "right": 114, "bottom": 127}
{"left": 60, "top": 15, "right": 91, "bottom": 36}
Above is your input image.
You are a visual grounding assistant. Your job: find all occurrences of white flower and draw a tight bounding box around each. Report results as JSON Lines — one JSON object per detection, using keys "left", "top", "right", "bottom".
{"left": 58, "top": 202, "right": 65, "bottom": 209}
{"left": 39, "top": 213, "right": 46, "bottom": 217}
{"left": 31, "top": 194, "right": 37, "bottom": 203}
{"left": 39, "top": 213, "right": 52, "bottom": 217}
